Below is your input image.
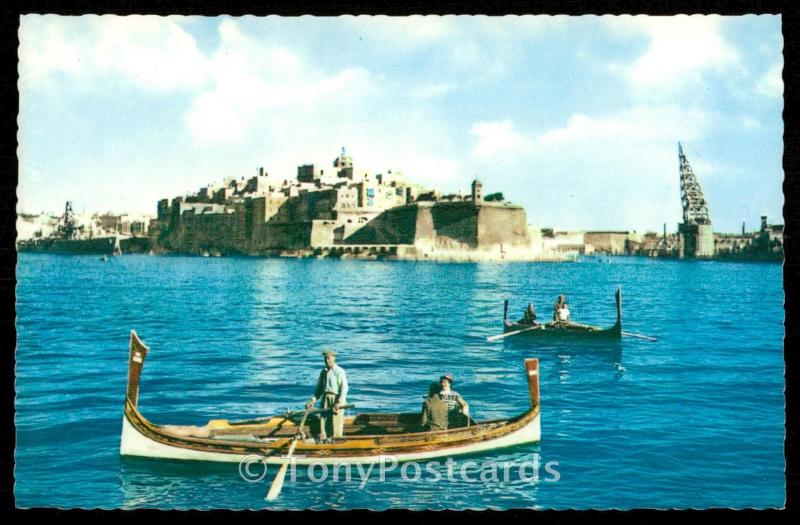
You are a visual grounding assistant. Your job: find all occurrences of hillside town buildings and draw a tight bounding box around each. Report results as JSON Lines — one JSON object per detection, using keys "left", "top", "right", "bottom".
{"left": 156, "top": 149, "right": 545, "bottom": 261}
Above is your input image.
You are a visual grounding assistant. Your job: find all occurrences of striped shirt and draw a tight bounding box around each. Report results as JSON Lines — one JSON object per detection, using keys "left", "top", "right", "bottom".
{"left": 440, "top": 390, "right": 465, "bottom": 412}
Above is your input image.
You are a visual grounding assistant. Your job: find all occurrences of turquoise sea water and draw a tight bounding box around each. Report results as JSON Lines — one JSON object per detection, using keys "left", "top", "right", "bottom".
{"left": 14, "top": 254, "right": 785, "bottom": 509}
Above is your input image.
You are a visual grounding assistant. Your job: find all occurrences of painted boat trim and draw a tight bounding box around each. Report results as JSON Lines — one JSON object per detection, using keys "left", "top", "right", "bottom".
{"left": 121, "top": 409, "right": 540, "bottom": 465}
{"left": 120, "top": 331, "right": 541, "bottom": 465}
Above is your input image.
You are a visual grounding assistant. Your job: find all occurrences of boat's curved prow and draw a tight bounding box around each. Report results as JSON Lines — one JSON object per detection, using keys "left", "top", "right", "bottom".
{"left": 615, "top": 286, "right": 622, "bottom": 329}
{"left": 126, "top": 330, "right": 150, "bottom": 408}
{"left": 121, "top": 331, "right": 541, "bottom": 463}
{"left": 524, "top": 358, "right": 539, "bottom": 410}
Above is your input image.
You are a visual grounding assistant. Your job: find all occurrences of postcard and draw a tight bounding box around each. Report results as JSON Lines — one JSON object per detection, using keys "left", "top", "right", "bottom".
{"left": 15, "top": 14, "right": 784, "bottom": 510}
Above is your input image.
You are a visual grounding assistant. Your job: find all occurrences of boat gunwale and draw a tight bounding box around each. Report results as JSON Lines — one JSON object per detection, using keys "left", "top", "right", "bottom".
{"left": 503, "top": 320, "right": 621, "bottom": 334}
{"left": 124, "top": 397, "right": 539, "bottom": 455}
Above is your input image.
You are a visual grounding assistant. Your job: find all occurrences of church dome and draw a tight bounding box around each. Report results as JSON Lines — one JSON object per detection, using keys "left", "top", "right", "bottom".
{"left": 333, "top": 147, "right": 353, "bottom": 168}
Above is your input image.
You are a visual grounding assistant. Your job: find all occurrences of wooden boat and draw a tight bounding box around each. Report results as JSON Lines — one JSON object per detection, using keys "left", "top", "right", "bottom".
{"left": 120, "top": 331, "right": 541, "bottom": 465}
{"left": 502, "top": 287, "right": 622, "bottom": 339}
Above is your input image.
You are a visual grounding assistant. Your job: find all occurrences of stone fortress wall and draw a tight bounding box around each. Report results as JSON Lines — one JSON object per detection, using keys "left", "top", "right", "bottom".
{"left": 157, "top": 150, "right": 545, "bottom": 261}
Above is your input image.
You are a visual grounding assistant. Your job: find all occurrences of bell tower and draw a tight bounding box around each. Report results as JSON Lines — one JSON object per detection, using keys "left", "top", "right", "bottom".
{"left": 471, "top": 179, "right": 483, "bottom": 204}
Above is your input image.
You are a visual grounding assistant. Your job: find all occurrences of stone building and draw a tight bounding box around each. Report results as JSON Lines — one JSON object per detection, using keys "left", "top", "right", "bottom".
{"left": 585, "top": 231, "right": 642, "bottom": 255}
{"left": 157, "top": 150, "right": 545, "bottom": 260}
{"left": 541, "top": 229, "right": 586, "bottom": 256}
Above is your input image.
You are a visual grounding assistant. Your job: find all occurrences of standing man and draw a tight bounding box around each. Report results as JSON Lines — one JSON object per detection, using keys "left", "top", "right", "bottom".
{"left": 439, "top": 373, "right": 469, "bottom": 419}
{"left": 306, "top": 349, "right": 348, "bottom": 441}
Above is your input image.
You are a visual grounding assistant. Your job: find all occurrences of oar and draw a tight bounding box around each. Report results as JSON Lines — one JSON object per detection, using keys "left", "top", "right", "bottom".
{"left": 621, "top": 331, "right": 657, "bottom": 342}
{"left": 568, "top": 321, "right": 656, "bottom": 342}
{"left": 265, "top": 403, "right": 313, "bottom": 501}
{"left": 487, "top": 325, "right": 544, "bottom": 342}
{"left": 265, "top": 403, "right": 356, "bottom": 500}
{"left": 284, "top": 404, "right": 355, "bottom": 419}
{"left": 235, "top": 404, "right": 355, "bottom": 427}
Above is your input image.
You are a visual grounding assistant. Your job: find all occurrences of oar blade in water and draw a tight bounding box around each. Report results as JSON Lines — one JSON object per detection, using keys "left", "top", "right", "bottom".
{"left": 266, "top": 461, "right": 290, "bottom": 501}
{"left": 621, "top": 331, "right": 657, "bottom": 342}
{"left": 487, "top": 325, "right": 543, "bottom": 342}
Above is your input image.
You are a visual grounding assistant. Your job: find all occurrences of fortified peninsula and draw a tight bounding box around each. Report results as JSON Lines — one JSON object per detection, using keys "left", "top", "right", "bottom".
{"left": 155, "top": 149, "right": 545, "bottom": 261}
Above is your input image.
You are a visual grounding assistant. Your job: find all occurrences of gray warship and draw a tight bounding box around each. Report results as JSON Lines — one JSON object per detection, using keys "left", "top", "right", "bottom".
{"left": 17, "top": 201, "right": 121, "bottom": 255}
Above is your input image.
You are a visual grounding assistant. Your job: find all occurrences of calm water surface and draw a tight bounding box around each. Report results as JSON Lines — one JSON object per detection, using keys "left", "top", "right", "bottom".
{"left": 15, "top": 254, "right": 784, "bottom": 509}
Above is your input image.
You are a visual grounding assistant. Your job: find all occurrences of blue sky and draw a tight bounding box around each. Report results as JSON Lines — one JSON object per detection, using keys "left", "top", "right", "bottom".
{"left": 18, "top": 15, "right": 783, "bottom": 232}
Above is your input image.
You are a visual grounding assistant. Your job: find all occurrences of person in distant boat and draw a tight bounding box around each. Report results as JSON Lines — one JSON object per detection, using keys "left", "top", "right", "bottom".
{"left": 554, "top": 295, "right": 571, "bottom": 323}
{"left": 439, "top": 373, "right": 469, "bottom": 418}
{"left": 553, "top": 295, "right": 563, "bottom": 320}
{"left": 306, "top": 348, "right": 348, "bottom": 441}
{"left": 420, "top": 382, "right": 449, "bottom": 431}
{"left": 519, "top": 303, "right": 538, "bottom": 325}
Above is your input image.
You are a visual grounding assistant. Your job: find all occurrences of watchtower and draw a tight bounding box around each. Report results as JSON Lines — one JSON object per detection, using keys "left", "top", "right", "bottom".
{"left": 471, "top": 179, "right": 483, "bottom": 204}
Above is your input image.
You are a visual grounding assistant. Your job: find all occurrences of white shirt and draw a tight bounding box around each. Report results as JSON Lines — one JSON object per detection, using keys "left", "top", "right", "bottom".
{"left": 557, "top": 305, "right": 570, "bottom": 322}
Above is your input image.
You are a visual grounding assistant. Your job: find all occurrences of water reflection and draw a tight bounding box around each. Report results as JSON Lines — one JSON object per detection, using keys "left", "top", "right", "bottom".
{"left": 119, "top": 449, "right": 548, "bottom": 510}
{"left": 502, "top": 337, "right": 624, "bottom": 377}
{"left": 119, "top": 456, "right": 243, "bottom": 509}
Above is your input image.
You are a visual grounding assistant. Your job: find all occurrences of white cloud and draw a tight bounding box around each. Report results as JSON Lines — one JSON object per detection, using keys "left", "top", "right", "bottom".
{"left": 467, "top": 106, "right": 712, "bottom": 230}
{"left": 756, "top": 62, "right": 783, "bottom": 98}
{"left": 19, "top": 15, "right": 208, "bottom": 92}
{"left": 539, "top": 106, "right": 709, "bottom": 147}
{"left": 604, "top": 15, "right": 741, "bottom": 94}
{"left": 186, "top": 91, "right": 247, "bottom": 144}
{"left": 185, "top": 20, "right": 376, "bottom": 145}
{"left": 18, "top": 17, "right": 83, "bottom": 82}
{"left": 469, "top": 119, "right": 534, "bottom": 158}
{"left": 472, "top": 106, "right": 708, "bottom": 159}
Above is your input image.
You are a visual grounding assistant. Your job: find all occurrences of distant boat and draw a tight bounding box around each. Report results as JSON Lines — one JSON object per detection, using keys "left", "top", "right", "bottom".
{"left": 17, "top": 202, "right": 119, "bottom": 256}
{"left": 202, "top": 251, "right": 210, "bottom": 257}
{"left": 120, "top": 331, "right": 542, "bottom": 465}
{"left": 500, "top": 288, "right": 622, "bottom": 340}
